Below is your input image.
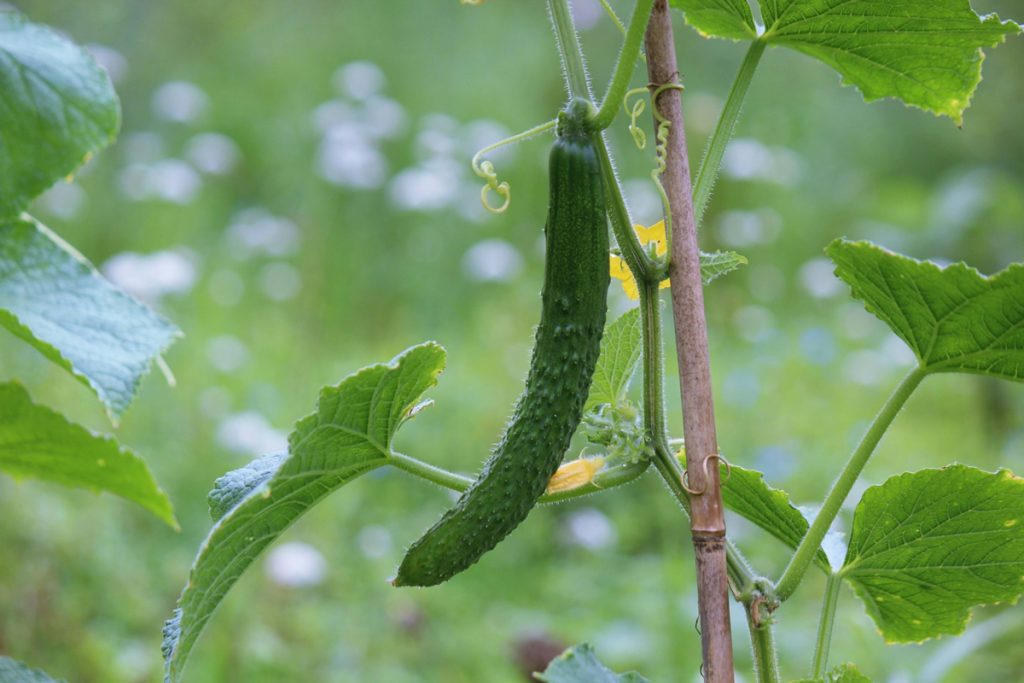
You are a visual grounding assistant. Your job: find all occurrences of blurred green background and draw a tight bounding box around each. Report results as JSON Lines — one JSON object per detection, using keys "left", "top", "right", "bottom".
{"left": 2, "top": 1, "right": 1023, "bottom": 681}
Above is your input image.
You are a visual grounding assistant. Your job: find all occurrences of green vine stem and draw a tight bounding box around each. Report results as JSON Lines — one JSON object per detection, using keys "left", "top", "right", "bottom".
{"left": 811, "top": 572, "right": 843, "bottom": 677}
{"left": 472, "top": 119, "right": 557, "bottom": 213}
{"left": 692, "top": 39, "right": 765, "bottom": 226}
{"left": 593, "top": 0, "right": 655, "bottom": 131}
{"left": 775, "top": 367, "right": 927, "bottom": 601}
{"left": 598, "top": 0, "right": 627, "bottom": 39}
{"left": 594, "top": 133, "right": 660, "bottom": 280}
{"left": 548, "top": 0, "right": 592, "bottom": 98}
{"left": 389, "top": 451, "right": 650, "bottom": 505}
{"left": 748, "top": 618, "right": 781, "bottom": 683}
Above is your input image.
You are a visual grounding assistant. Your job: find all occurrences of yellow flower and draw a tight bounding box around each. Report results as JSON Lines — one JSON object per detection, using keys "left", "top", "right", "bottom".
{"left": 609, "top": 220, "right": 670, "bottom": 300}
{"left": 545, "top": 456, "right": 605, "bottom": 495}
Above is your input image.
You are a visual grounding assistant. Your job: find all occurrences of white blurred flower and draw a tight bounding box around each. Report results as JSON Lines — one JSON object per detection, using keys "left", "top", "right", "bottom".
{"left": 265, "top": 541, "right": 327, "bottom": 587}
{"left": 259, "top": 262, "right": 302, "bottom": 301}
{"left": 717, "top": 209, "right": 781, "bottom": 247}
{"left": 185, "top": 132, "right": 240, "bottom": 175}
{"left": 121, "top": 132, "right": 166, "bottom": 164}
{"left": 215, "top": 410, "right": 287, "bottom": 455}
{"left": 333, "top": 60, "right": 386, "bottom": 100}
{"left": 799, "top": 258, "right": 845, "bottom": 299}
{"left": 152, "top": 81, "right": 208, "bottom": 123}
{"left": 389, "top": 161, "right": 460, "bottom": 211}
{"left": 149, "top": 159, "right": 203, "bottom": 203}
{"left": 722, "top": 138, "right": 802, "bottom": 186}
{"left": 102, "top": 248, "right": 197, "bottom": 302}
{"left": 206, "top": 335, "right": 250, "bottom": 374}
{"left": 357, "top": 525, "right": 393, "bottom": 559}
{"left": 226, "top": 208, "right": 301, "bottom": 258}
{"left": 461, "top": 239, "right": 523, "bottom": 282}
{"left": 317, "top": 135, "right": 388, "bottom": 189}
{"left": 563, "top": 507, "right": 616, "bottom": 550}
{"left": 118, "top": 160, "right": 202, "bottom": 204}
{"left": 363, "top": 96, "right": 407, "bottom": 139}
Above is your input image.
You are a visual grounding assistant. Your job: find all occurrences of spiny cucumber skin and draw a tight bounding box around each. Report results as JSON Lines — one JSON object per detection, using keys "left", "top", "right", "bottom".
{"left": 394, "top": 126, "right": 609, "bottom": 587}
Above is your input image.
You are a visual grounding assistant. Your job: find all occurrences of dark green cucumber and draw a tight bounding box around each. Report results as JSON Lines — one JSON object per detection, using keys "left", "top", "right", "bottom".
{"left": 394, "top": 100, "right": 609, "bottom": 587}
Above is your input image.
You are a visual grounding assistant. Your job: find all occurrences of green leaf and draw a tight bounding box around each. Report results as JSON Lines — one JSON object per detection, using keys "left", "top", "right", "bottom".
{"left": 162, "top": 343, "right": 446, "bottom": 683}
{"left": 0, "top": 381, "right": 176, "bottom": 528}
{"left": 841, "top": 465, "right": 1024, "bottom": 643}
{"left": 759, "top": 1, "right": 1020, "bottom": 123}
{"left": 535, "top": 644, "right": 651, "bottom": 683}
{"left": 669, "top": 0, "right": 757, "bottom": 41}
{"left": 0, "top": 216, "right": 181, "bottom": 420}
{"left": 0, "top": 12, "right": 120, "bottom": 217}
{"left": 700, "top": 249, "right": 747, "bottom": 285}
{"left": 723, "top": 462, "right": 831, "bottom": 572}
{"left": 586, "top": 308, "right": 642, "bottom": 411}
{"left": 790, "top": 662, "right": 872, "bottom": 682}
{"left": 828, "top": 239, "right": 1024, "bottom": 383}
{"left": 0, "top": 657, "right": 66, "bottom": 683}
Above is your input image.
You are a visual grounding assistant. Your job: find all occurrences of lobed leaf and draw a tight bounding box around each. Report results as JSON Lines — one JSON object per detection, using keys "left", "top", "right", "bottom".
{"left": 586, "top": 308, "right": 642, "bottom": 411}
{"left": 760, "top": 0, "right": 1020, "bottom": 123}
{"left": 841, "top": 465, "right": 1024, "bottom": 643}
{"left": 672, "top": 0, "right": 1020, "bottom": 123}
{"left": 828, "top": 239, "right": 1024, "bottom": 383}
{"left": 0, "top": 216, "right": 181, "bottom": 420}
{"left": 535, "top": 644, "right": 651, "bottom": 683}
{"left": 162, "top": 343, "right": 446, "bottom": 683}
{"left": 669, "top": 0, "right": 757, "bottom": 41}
{"left": 0, "top": 12, "right": 120, "bottom": 217}
{"left": 0, "top": 381, "right": 176, "bottom": 527}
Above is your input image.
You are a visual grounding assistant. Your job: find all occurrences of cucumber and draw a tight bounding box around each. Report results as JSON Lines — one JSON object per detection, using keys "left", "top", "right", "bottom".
{"left": 394, "top": 100, "right": 609, "bottom": 587}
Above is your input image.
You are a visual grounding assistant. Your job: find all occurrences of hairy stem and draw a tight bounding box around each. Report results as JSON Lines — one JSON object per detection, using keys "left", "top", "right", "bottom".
{"left": 548, "top": 0, "right": 592, "bottom": 98}
{"left": 811, "top": 572, "right": 842, "bottom": 677}
{"left": 776, "top": 367, "right": 927, "bottom": 601}
{"left": 594, "top": 135, "right": 659, "bottom": 279}
{"left": 389, "top": 451, "right": 650, "bottom": 504}
{"left": 692, "top": 39, "right": 765, "bottom": 226}
{"left": 644, "top": 0, "right": 734, "bottom": 678}
{"left": 748, "top": 619, "right": 781, "bottom": 683}
{"left": 593, "top": 0, "right": 655, "bottom": 130}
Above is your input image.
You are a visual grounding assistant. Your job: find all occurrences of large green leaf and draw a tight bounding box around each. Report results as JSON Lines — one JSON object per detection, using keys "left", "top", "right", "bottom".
{"left": 828, "top": 240, "right": 1024, "bottom": 383}
{"left": 0, "top": 657, "right": 66, "bottom": 683}
{"left": 0, "top": 12, "right": 120, "bottom": 217}
{"left": 840, "top": 465, "right": 1024, "bottom": 643}
{"left": 0, "top": 382, "right": 176, "bottom": 527}
{"left": 162, "top": 343, "right": 446, "bottom": 683}
{"left": 761, "top": 1, "right": 1020, "bottom": 123}
{"left": 668, "top": 0, "right": 757, "bottom": 41}
{"left": 791, "top": 663, "right": 871, "bottom": 683}
{"left": 0, "top": 216, "right": 181, "bottom": 420}
{"left": 535, "top": 644, "right": 651, "bottom": 683}
{"left": 586, "top": 308, "right": 642, "bottom": 411}
{"left": 671, "top": 0, "right": 1020, "bottom": 123}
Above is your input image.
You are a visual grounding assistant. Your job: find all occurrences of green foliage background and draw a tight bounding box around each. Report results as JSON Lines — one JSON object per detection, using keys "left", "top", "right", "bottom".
{"left": 1, "top": 1, "right": 1022, "bottom": 681}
